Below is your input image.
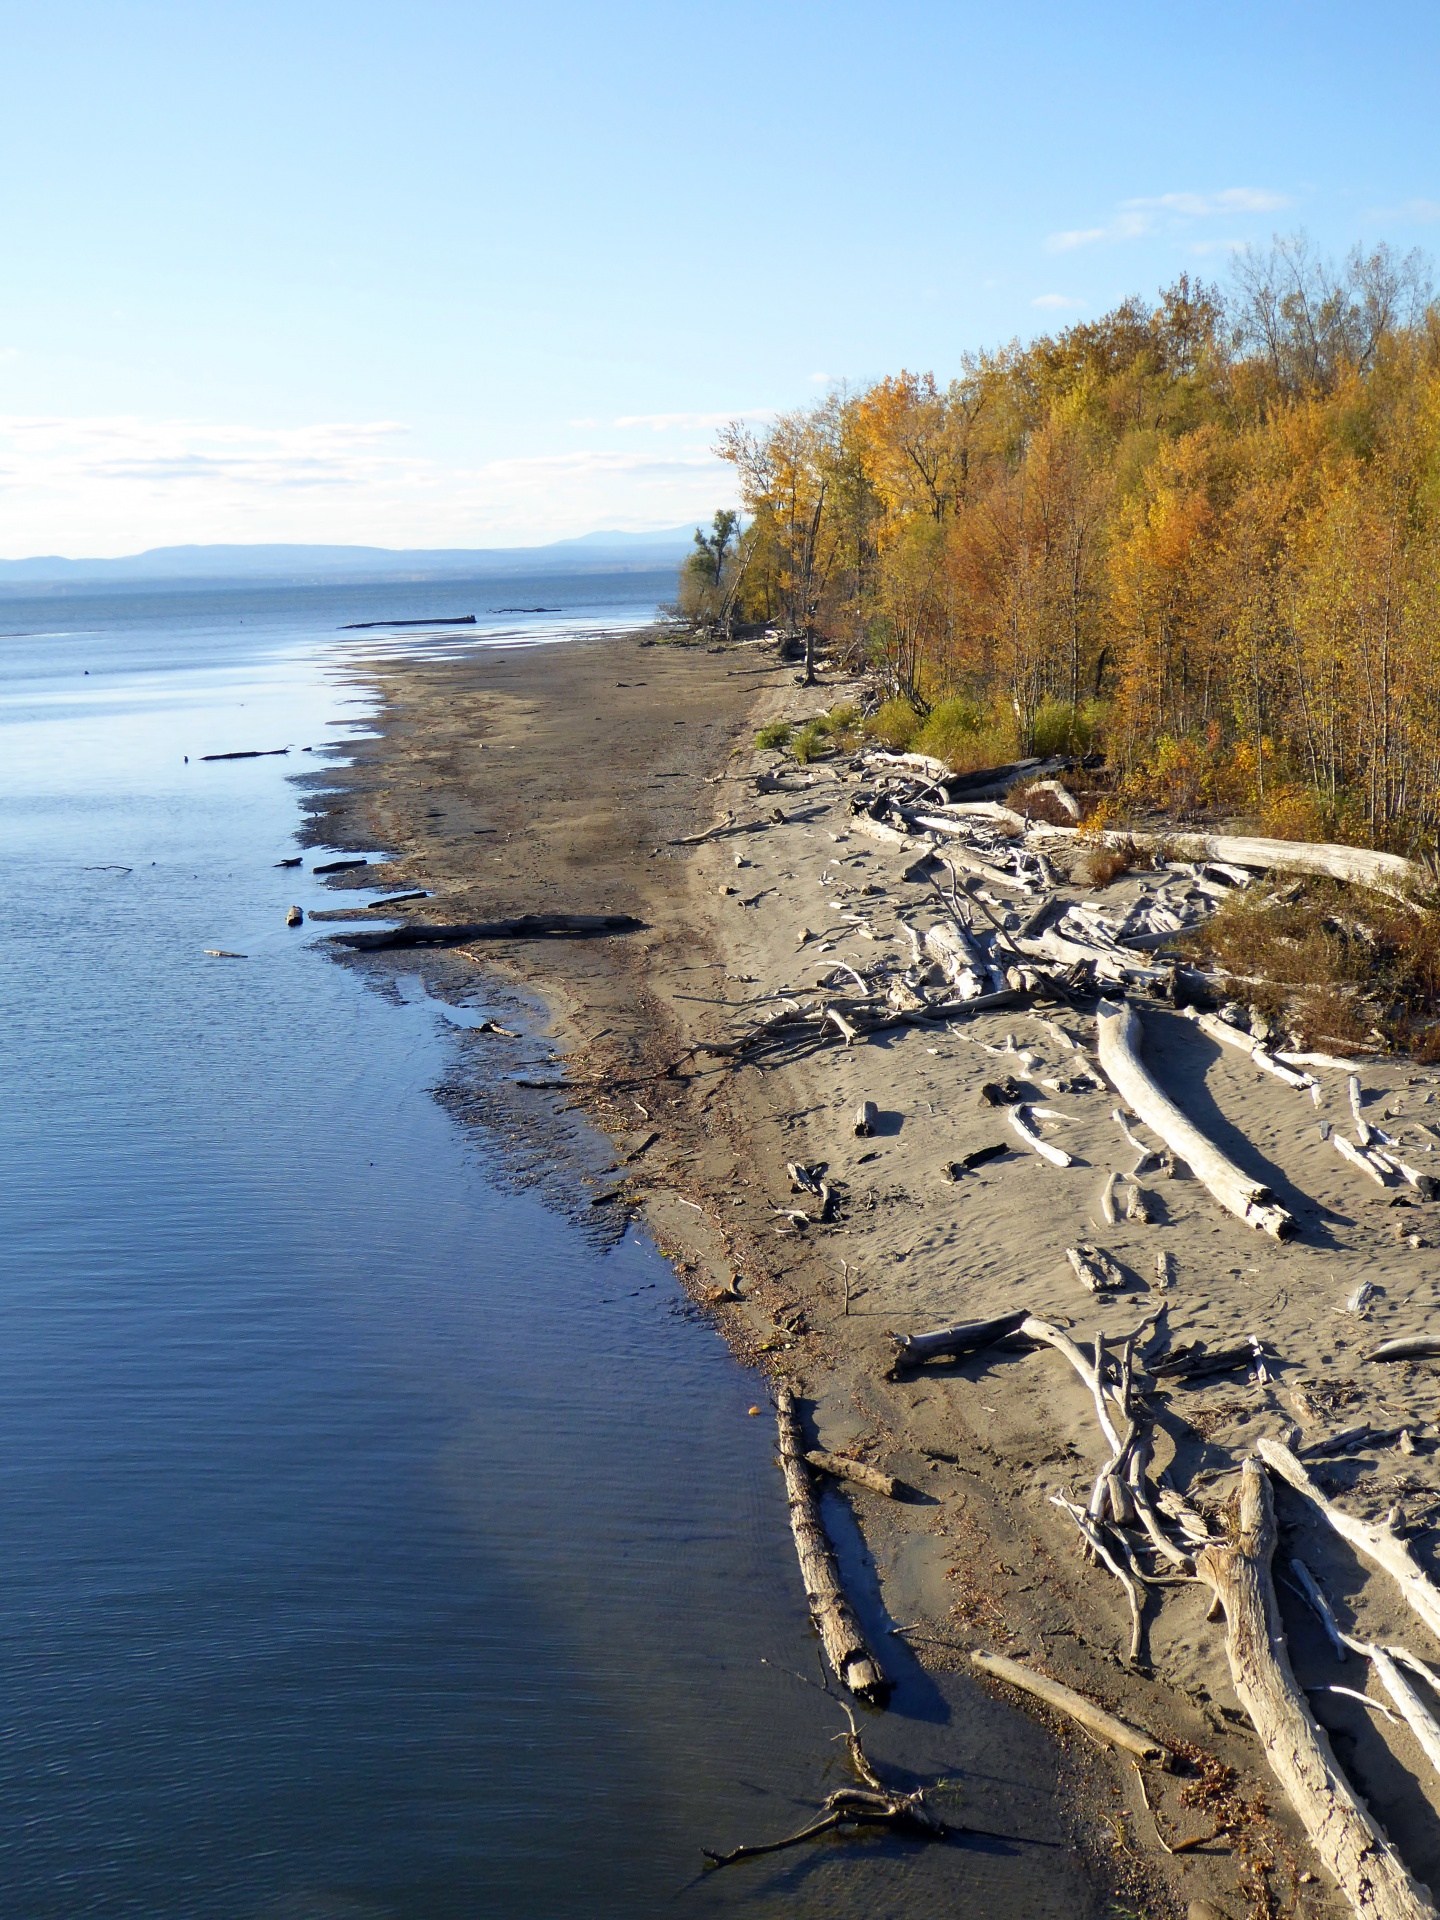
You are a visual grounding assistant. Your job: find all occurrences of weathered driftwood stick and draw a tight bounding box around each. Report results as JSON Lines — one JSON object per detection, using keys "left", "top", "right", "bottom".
{"left": 1289, "top": 1556, "right": 1350, "bottom": 1662}
{"left": 775, "top": 1390, "right": 889, "bottom": 1704}
{"left": 1008, "top": 1104, "right": 1073, "bottom": 1167}
{"left": 1095, "top": 999, "right": 1294, "bottom": 1238}
{"left": 853, "top": 1099, "right": 878, "bottom": 1137}
{"left": 970, "top": 1651, "right": 1171, "bottom": 1764}
{"left": 1335, "top": 1132, "right": 1390, "bottom": 1186}
{"left": 1345, "top": 1637, "right": 1440, "bottom": 1788}
{"left": 329, "top": 912, "right": 643, "bottom": 951}
{"left": 1193, "top": 1012, "right": 1316, "bottom": 1091}
{"left": 890, "top": 1308, "right": 1031, "bottom": 1370}
{"left": 1258, "top": 1439, "right": 1440, "bottom": 1645}
{"left": 1098, "top": 1169, "right": 1118, "bottom": 1225}
{"left": 1052, "top": 1494, "right": 1145, "bottom": 1662}
{"left": 1196, "top": 1460, "right": 1438, "bottom": 1920}
{"left": 805, "top": 1450, "right": 902, "bottom": 1498}
{"left": 1350, "top": 1074, "right": 1372, "bottom": 1143}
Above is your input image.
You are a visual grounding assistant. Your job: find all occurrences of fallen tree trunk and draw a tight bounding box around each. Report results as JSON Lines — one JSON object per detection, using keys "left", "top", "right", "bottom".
{"left": 970, "top": 1651, "right": 1170, "bottom": 1764}
{"left": 1095, "top": 998, "right": 1294, "bottom": 1238}
{"left": 1196, "top": 1459, "right": 1438, "bottom": 1920}
{"left": 1257, "top": 1438, "right": 1440, "bottom": 1643}
{"left": 1031, "top": 826, "right": 1424, "bottom": 900}
{"left": 329, "top": 912, "right": 643, "bottom": 951}
{"left": 775, "top": 1389, "right": 889, "bottom": 1704}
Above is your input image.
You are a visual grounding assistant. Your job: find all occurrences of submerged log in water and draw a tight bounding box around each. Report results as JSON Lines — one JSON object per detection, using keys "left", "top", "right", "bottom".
{"left": 328, "top": 912, "right": 644, "bottom": 951}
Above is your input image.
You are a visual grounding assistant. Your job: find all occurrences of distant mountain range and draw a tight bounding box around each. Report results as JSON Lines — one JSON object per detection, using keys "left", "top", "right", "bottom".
{"left": 0, "top": 528, "right": 698, "bottom": 587}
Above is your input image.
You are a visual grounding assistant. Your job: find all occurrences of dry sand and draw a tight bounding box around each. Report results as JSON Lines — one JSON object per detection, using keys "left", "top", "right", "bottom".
{"left": 308, "top": 627, "right": 1440, "bottom": 1920}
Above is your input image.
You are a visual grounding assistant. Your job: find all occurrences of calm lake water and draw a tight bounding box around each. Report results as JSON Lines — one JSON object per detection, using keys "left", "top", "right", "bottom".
{"left": 0, "top": 573, "right": 1099, "bottom": 1918}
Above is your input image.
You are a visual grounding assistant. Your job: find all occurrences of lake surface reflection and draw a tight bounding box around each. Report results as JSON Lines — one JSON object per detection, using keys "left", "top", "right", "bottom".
{"left": 0, "top": 578, "right": 1099, "bottom": 1917}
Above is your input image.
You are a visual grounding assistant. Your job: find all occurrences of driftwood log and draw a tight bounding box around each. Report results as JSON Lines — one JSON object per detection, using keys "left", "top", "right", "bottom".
{"left": 1095, "top": 998, "right": 1294, "bottom": 1238}
{"left": 775, "top": 1389, "right": 889, "bottom": 1704}
{"left": 805, "top": 1450, "right": 902, "bottom": 1498}
{"left": 329, "top": 912, "right": 644, "bottom": 951}
{"left": 1195, "top": 1460, "right": 1438, "bottom": 1920}
{"left": 970, "top": 1651, "right": 1171, "bottom": 1764}
{"left": 890, "top": 1308, "right": 1032, "bottom": 1371}
{"left": 1030, "top": 825, "right": 1424, "bottom": 901}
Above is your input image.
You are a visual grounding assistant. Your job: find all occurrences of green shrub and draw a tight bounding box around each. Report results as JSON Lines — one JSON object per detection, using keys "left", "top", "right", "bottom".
{"left": 1029, "top": 698, "right": 1106, "bottom": 757}
{"left": 864, "top": 698, "right": 921, "bottom": 750}
{"left": 755, "top": 719, "right": 793, "bottom": 752}
{"left": 818, "top": 702, "right": 861, "bottom": 735}
{"left": 792, "top": 720, "right": 827, "bottom": 764}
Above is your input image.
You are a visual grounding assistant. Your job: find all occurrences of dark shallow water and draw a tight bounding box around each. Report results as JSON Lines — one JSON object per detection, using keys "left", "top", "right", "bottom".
{"left": 0, "top": 579, "right": 1100, "bottom": 1918}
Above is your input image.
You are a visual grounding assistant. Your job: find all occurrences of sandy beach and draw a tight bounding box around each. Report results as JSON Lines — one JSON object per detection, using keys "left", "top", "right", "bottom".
{"left": 305, "top": 626, "right": 1440, "bottom": 1920}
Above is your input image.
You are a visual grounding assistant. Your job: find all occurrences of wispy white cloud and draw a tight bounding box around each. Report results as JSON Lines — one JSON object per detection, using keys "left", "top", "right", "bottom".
{"left": 1047, "top": 187, "right": 1293, "bottom": 252}
{"left": 612, "top": 409, "right": 769, "bottom": 431}
{"left": 1032, "top": 293, "right": 1083, "bottom": 309}
{"left": 0, "top": 413, "right": 737, "bottom": 554}
{"left": 1130, "top": 188, "right": 1292, "bottom": 217}
{"left": 1368, "top": 197, "right": 1440, "bottom": 224}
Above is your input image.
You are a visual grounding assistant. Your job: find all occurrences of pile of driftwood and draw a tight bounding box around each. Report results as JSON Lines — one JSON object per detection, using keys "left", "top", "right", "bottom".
{"left": 880, "top": 1306, "right": 1440, "bottom": 1919}
{"left": 708, "top": 742, "right": 1440, "bottom": 1904}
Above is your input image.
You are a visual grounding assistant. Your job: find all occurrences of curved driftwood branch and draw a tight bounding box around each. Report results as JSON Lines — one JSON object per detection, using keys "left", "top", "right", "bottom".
{"left": 1196, "top": 1459, "right": 1437, "bottom": 1920}
{"left": 775, "top": 1389, "right": 889, "bottom": 1704}
{"left": 970, "top": 1651, "right": 1171, "bottom": 1764}
{"left": 1008, "top": 1104, "right": 1073, "bottom": 1167}
{"left": 1095, "top": 999, "right": 1294, "bottom": 1238}
{"left": 1257, "top": 1439, "right": 1440, "bottom": 1644}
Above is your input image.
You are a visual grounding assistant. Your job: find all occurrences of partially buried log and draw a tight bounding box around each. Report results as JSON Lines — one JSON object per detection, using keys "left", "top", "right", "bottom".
{"left": 775, "top": 1389, "right": 889, "bottom": 1704}
{"left": 853, "top": 1099, "right": 878, "bottom": 1137}
{"left": 1367, "top": 1336, "right": 1440, "bottom": 1363}
{"left": 805, "top": 1450, "right": 902, "bottom": 1498}
{"left": 1195, "top": 1459, "right": 1438, "bottom": 1920}
{"left": 328, "top": 912, "right": 643, "bottom": 951}
{"left": 970, "top": 1652, "right": 1171, "bottom": 1765}
{"left": 1095, "top": 998, "right": 1294, "bottom": 1239}
{"left": 1066, "top": 1242, "right": 1124, "bottom": 1293}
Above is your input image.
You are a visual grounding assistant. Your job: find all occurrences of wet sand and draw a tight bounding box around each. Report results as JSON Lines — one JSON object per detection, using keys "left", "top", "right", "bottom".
{"left": 305, "top": 627, "right": 1440, "bottom": 1920}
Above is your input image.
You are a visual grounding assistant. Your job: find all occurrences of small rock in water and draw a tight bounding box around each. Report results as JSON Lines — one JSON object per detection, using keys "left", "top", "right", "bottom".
{"left": 286, "top": 905, "right": 304, "bottom": 927}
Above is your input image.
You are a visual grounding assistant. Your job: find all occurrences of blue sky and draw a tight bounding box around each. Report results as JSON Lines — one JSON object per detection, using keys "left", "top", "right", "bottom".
{"left": 2, "top": 0, "right": 1438, "bottom": 554}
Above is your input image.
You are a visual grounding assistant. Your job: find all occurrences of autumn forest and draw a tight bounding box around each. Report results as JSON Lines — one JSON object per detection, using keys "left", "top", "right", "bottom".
{"left": 680, "top": 236, "right": 1440, "bottom": 853}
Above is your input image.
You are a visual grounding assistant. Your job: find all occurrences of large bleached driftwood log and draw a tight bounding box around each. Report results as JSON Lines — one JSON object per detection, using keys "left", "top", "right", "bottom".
{"left": 1095, "top": 999, "right": 1295, "bottom": 1238}
{"left": 1196, "top": 1460, "right": 1438, "bottom": 1920}
{"left": 1257, "top": 1439, "right": 1440, "bottom": 1643}
{"left": 1030, "top": 825, "right": 1424, "bottom": 900}
{"left": 775, "top": 1389, "right": 889, "bottom": 1704}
